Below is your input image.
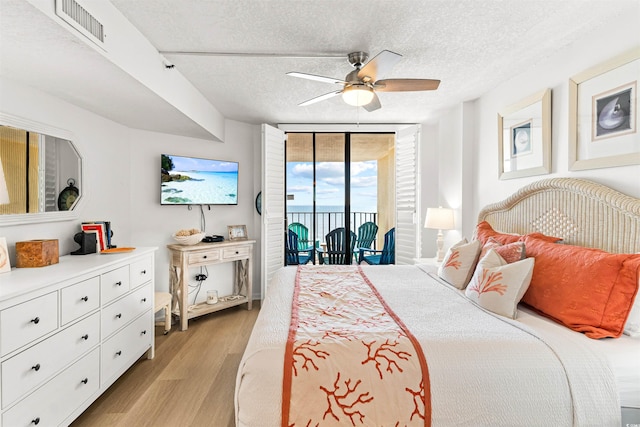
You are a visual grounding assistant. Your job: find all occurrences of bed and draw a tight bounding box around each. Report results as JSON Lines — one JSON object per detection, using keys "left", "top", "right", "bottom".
{"left": 235, "top": 178, "right": 640, "bottom": 427}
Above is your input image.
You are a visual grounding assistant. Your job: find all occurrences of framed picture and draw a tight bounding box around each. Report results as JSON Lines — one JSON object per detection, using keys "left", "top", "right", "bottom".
{"left": 498, "top": 88, "right": 551, "bottom": 180}
{"left": 0, "top": 237, "right": 10, "bottom": 273}
{"left": 227, "top": 224, "right": 248, "bottom": 241}
{"left": 569, "top": 48, "right": 640, "bottom": 170}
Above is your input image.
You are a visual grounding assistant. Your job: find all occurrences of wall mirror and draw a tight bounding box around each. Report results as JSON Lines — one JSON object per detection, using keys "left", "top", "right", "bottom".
{"left": 0, "top": 112, "right": 83, "bottom": 226}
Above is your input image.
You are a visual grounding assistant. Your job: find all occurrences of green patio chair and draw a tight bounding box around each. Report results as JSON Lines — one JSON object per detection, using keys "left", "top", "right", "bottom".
{"left": 288, "top": 222, "right": 314, "bottom": 251}
{"left": 355, "top": 221, "right": 378, "bottom": 262}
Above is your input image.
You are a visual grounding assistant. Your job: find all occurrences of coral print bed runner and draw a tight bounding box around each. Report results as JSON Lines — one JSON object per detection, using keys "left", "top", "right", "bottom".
{"left": 282, "top": 265, "right": 431, "bottom": 427}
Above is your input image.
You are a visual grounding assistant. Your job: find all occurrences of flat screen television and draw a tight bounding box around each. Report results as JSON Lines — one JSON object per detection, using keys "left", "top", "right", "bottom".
{"left": 160, "top": 154, "right": 238, "bottom": 205}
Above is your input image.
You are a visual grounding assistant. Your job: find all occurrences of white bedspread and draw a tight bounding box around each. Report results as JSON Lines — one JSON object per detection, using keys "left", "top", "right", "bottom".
{"left": 235, "top": 265, "right": 621, "bottom": 426}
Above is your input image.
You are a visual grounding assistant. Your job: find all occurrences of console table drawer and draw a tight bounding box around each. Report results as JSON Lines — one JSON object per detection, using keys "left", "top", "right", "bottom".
{"left": 0, "top": 292, "right": 58, "bottom": 357}
{"left": 1, "top": 312, "right": 100, "bottom": 408}
{"left": 61, "top": 276, "right": 100, "bottom": 325}
{"left": 223, "top": 246, "right": 250, "bottom": 259}
{"left": 130, "top": 256, "right": 153, "bottom": 288}
{"left": 101, "top": 265, "right": 130, "bottom": 304}
{"left": 2, "top": 348, "right": 99, "bottom": 427}
{"left": 102, "top": 312, "right": 152, "bottom": 384}
{"left": 188, "top": 250, "right": 221, "bottom": 265}
{"left": 102, "top": 283, "right": 153, "bottom": 339}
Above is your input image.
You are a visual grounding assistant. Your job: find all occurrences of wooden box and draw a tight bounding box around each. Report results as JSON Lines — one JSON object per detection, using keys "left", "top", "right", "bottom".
{"left": 16, "top": 239, "right": 59, "bottom": 268}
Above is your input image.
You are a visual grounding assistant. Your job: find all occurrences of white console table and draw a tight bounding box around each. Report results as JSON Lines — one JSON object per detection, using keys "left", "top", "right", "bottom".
{"left": 167, "top": 239, "right": 255, "bottom": 331}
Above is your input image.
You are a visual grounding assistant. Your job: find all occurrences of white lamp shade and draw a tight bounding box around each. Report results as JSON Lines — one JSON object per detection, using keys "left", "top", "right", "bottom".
{"left": 0, "top": 158, "right": 9, "bottom": 205}
{"left": 342, "top": 85, "right": 374, "bottom": 106}
{"left": 424, "top": 207, "right": 454, "bottom": 230}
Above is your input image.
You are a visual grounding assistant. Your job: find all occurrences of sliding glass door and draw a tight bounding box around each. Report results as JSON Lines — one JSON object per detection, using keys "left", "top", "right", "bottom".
{"left": 285, "top": 132, "right": 393, "bottom": 265}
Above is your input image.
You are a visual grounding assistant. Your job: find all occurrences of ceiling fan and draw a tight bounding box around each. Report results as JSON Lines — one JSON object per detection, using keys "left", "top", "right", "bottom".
{"left": 287, "top": 50, "right": 440, "bottom": 111}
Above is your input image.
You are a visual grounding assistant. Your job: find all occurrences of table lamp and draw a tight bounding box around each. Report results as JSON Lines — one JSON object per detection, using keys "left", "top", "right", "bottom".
{"left": 424, "top": 207, "right": 455, "bottom": 262}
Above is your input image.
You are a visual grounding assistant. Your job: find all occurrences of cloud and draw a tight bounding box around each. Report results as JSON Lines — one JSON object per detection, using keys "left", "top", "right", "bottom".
{"left": 287, "top": 185, "right": 312, "bottom": 194}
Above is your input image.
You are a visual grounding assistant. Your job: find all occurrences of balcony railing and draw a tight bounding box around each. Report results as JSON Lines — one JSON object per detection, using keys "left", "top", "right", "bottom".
{"left": 287, "top": 210, "right": 378, "bottom": 248}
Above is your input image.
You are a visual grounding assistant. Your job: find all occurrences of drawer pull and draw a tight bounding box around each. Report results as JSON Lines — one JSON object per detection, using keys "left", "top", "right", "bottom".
{"left": 81, "top": 334, "right": 89, "bottom": 340}
{"left": 31, "top": 317, "right": 40, "bottom": 324}
{"left": 203, "top": 255, "right": 208, "bottom": 259}
{"left": 32, "top": 363, "right": 41, "bottom": 371}
{"left": 116, "top": 281, "right": 122, "bottom": 286}
{"left": 116, "top": 313, "right": 122, "bottom": 319}
{"left": 141, "top": 269, "right": 147, "bottom": 274}
{"left": 31, "top": 418, "right": 40, "bottom": 425}
{"left": 81, "top": 378, "right": 89, "bottom": 384}
{"left": 141, "top": 330, "right": 147, "bottom": 335}
{"left": 141, "top": 297, "right": 147, "bottom": 303}
{"left": 81, "top": 296, "right": 89, "bottom": 302}
{"left": 115, "top": 350, "right": 122, "bottom": 356}
{"left": 236, "top": 251, "right": 239, "bottom": 254}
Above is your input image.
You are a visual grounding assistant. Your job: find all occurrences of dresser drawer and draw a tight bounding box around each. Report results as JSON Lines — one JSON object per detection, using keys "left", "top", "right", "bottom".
{"left": 0, "top": 292, "right": 58, "bottom": 357}
{"left": 102, "top": 284, "right": 153, "bottom": 339}
{"left": 130, "top": 256, "right": 153, "bottom": 288}
{"left": 2, "top": 348, "right": 99, "bottom": 427}
{"left": 102, "top": 311, "right": 152, "bottom": 384}
{"left": 223, "top": 246, "right": 250, "bottom": 259}
{"left": 1, "top": 312, "right": 100, "bottom": 409}
{"left": 61, "top": 276, "right": 100, "bottom": 325}
{"left": 101, "top": 265, "right": 130, "bottom": 304}
{"left": 188, "top": 249, "right": 220, "bottom": 265}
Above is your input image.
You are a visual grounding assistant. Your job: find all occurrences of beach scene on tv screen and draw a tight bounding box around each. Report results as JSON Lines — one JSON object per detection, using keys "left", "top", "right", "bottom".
{"left": 161, "top": 154, "right": 238, "bottom": 205}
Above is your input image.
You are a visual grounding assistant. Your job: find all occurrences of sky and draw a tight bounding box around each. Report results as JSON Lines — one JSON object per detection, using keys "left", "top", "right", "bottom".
{"left": 168, "top": 154, "right": 238, "bottom": 173}
{"left": 286, "top": 160, "right": 377, "bottom": 212}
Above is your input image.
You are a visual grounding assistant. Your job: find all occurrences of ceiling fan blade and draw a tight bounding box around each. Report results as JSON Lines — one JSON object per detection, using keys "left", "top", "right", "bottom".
{"left": 357, "top": 50, "right": 402, "bottom": 82}
{"left": 287, "top": 72, "right": 346, "bottom": 85}
{"left": 363, "top": 92, "right": 382, "bottom": 112}
{"left": 374, "top": 78, "right": 440, "bottom": 92}
{"left": 298, "top": 90, "right": 343, "bottom": 106}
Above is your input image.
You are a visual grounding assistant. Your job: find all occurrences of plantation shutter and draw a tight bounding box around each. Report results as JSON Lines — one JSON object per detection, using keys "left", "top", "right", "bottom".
{"left": 395, "top": 125, "right": 421, "bottom": 264}
{"left": 43, "top": 137, "right": 57, "bottom": 212}
{"left": 260, "top": 124, "right": 286, "bottom": 299}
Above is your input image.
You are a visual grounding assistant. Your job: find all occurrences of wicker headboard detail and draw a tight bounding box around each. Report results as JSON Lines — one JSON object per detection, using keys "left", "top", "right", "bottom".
{"left": 477, "top": 178, "right": 640, "bottom": 254}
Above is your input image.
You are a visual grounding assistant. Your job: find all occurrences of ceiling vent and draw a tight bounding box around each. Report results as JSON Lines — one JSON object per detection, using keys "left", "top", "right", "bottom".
{"left": 55, "top": 0, "right": 105, "bottom": 48}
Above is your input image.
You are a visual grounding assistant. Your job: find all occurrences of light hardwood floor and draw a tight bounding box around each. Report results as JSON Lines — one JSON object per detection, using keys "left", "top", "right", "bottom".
{"left": 71, "top": 303, "right": 260, "bottom": 427}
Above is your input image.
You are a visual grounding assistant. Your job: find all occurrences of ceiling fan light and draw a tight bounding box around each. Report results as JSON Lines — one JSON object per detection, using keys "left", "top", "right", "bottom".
{"left": 342, "top": 85, "right": 374, "bottom": 106}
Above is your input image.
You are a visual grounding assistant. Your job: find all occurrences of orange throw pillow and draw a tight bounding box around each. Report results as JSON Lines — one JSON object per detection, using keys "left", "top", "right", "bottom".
{"left": 475, "top": 221, "right": 560, "bottom": 245}
{"left": 479, "top": 238, "right": 526, "bottom": 264}
{"left": 523, "top": 236, "right": 640, "bottom": 339}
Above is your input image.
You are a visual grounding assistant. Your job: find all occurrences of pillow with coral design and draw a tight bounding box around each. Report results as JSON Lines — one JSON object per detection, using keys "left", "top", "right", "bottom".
{"left": 465, "top": 249, "right": 535, "bottom": 319}
{"left": 479, "top": 237, "right": 526, "bottom": 264}
{"left": 437, "top": 239, "right": 481, "bottom": 289}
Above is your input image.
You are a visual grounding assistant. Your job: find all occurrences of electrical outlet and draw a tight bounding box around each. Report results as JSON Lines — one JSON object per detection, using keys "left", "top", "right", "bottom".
{"left": 195, "top": 274, "right": 207, "bottom": 281}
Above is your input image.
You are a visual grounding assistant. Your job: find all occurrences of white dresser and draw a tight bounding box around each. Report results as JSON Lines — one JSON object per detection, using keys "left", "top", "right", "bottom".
{"left": 0, "top": 247, "right": 157, "bottom": 427}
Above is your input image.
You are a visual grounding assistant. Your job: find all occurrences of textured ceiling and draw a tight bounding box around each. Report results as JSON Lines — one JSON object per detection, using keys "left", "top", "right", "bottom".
{"left": 1, "top": 0, "right": 639, "bottom": 139}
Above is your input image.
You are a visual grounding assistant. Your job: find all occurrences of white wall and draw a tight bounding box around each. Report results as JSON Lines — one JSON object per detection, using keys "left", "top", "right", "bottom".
{"left": 0, "top": 77, "right": 132, "bottom": 255}
{"left": 128, "top": 120, "right": 261, "bottom": 301}
{"left": 433, "top": 10, "right": 640, "bottom": 243}
{"left": 1, "top": 77, "right": 261, "bottom": 302}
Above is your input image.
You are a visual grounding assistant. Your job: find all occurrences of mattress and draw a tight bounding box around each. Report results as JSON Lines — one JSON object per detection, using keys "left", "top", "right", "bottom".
{"left": 235, "top": 264, "right": 626, "bottom": 426}
{"left": 518, "top": 306, "right": 640, "bottom": 409}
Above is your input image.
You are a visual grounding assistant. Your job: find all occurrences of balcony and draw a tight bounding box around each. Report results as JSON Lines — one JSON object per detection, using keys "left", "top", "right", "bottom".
{"left": 287, "top": 210, "right": 378, "bottom": 250}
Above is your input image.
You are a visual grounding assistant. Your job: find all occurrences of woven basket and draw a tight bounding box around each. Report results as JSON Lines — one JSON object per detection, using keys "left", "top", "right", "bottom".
{"left": 172, "top": 232, "right": 205, "bottom": 246}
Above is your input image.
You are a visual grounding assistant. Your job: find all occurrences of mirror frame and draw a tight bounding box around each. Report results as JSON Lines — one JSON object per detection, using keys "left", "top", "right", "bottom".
{"left": 0, "top": 112, "right": 84, "bottom": 226}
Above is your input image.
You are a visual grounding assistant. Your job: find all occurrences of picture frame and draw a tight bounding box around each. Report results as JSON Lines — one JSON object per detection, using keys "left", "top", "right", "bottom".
{"left": 227, "top": 224, "right": 248, "bottom": 241}
{"left": 569, "top": 48, "right": 640, "bottom": 170}
{"left": 0, "top": 237, "right": 10, "bottom": 273}
{"left": 498, "top": 88, "right": 551, "bottom": 180}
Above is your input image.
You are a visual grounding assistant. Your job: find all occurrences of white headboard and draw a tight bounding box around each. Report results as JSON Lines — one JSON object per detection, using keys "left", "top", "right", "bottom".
{"left": 477, "top": 178, "right": 640, "bottom": 254}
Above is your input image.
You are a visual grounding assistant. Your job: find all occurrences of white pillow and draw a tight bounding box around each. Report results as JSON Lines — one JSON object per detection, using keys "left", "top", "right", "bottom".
{"left": 465, "top": 249, "right": 535, "bottom": 319}
{"left": 437, "top": 239, "right": 481, "bottom": 289}
{"left": 624, "top": 275, "right": 640, "bottom": 336}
